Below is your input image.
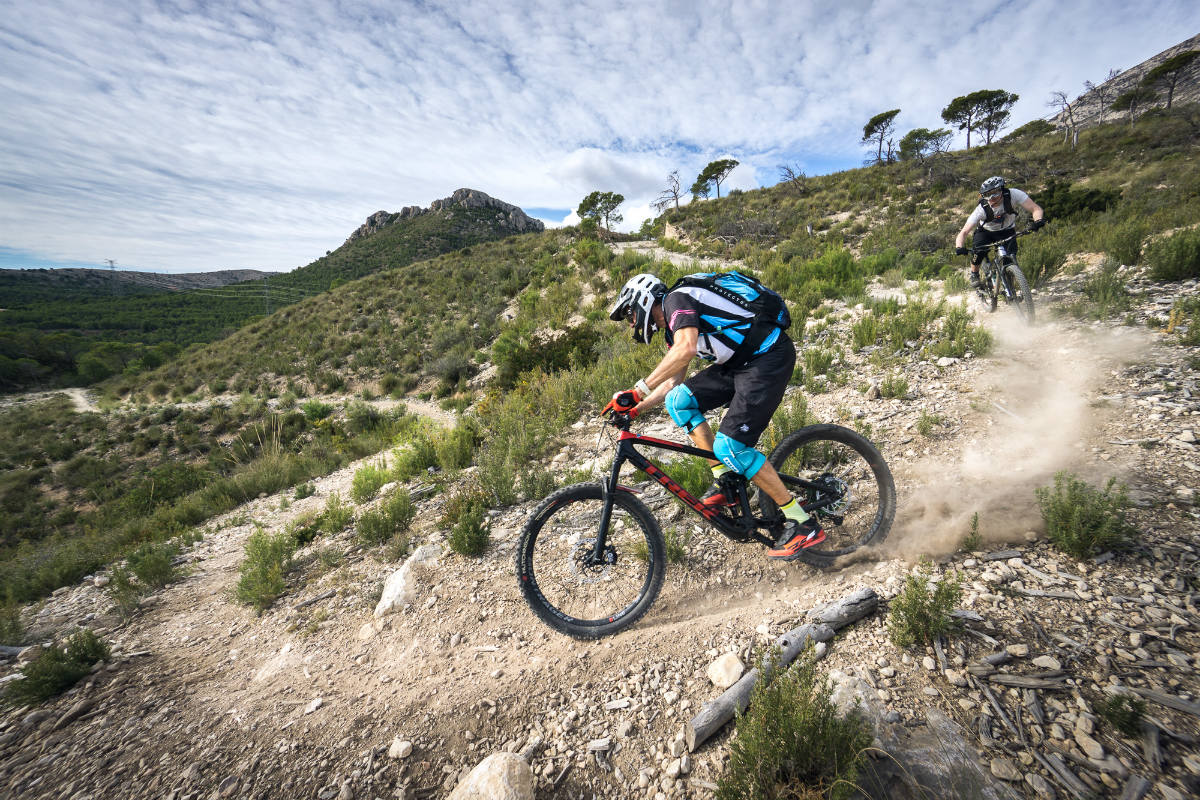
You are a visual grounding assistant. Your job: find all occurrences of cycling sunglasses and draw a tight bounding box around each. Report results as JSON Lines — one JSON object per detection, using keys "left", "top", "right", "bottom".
{"left": 983, "top": 190, "right": 1004, "bottom": 200}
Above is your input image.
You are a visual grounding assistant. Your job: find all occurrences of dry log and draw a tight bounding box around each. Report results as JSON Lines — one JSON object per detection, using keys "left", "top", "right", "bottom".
{"left": 1024, "top": 688, "right": 1046, "bottom": 726}
{"left": 981, "top": 683, "right": 1018, "bottom": 735}
{"left": 989, "top": 674, "right": 1065, "bottom": 690}
{"left": 684, "top": 587, "right": 878, "bottom": 752}
{"left": 1034, "top": 750, "right": 1092, "bottom": 800}
{"left": 293, "top": 588, "right": 336, "bottom": 611}
{"left": 1140, "top": 719, "right": 1163, "bottom": 769}
{"left": 1119, "top": 776, "right": 1152, "bottom": 800}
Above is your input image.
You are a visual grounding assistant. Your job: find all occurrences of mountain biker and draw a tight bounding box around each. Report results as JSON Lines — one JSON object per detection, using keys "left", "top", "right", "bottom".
{"left": 604, "top": 272, "right": 824, "bottom": 560}
{"left": 954, "top": 176, "right": 1045, "bottom": 289}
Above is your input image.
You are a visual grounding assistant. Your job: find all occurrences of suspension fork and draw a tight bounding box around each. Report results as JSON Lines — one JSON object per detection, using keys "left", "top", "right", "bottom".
{"left": 590, "top": 445, "right": 630, "bottom": 562}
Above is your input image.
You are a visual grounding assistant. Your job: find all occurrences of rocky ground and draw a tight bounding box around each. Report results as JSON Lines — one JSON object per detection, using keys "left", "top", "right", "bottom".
{"left": 1, "top": 259, "right": 1199, "bottom": 799}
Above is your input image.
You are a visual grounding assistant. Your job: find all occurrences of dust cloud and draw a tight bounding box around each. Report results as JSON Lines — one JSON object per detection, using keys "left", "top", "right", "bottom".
{"left": 882, "top": 314, "right": 1150, "bottom": 560}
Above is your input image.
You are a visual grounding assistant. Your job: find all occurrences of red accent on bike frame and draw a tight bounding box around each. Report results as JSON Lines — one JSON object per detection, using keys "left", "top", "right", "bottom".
{"left": 615, "top": 485, "right": 641, "bottom": 494}
{"left": 620, "top": 430, "right": 679, "bottom": 449}
{"left": 642, "top": 464, "right": 719, "bottom": 520}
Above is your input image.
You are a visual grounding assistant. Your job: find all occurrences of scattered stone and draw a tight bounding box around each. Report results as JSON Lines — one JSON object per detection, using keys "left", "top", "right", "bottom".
{"left": 1032, "top": 655, "right": 1061, "bottom": 670}
{"left": 706, "top": 653, "right": 745, "bottom": 688}
{"left": 389, "top": 738, "right": 413, "bottom": 759}
{"left": 447, "top": 752, "right": 534, "bottom": 800}
{"left": 990, "top": 757, "right": 1021, "bottom": 781}
{"left": 305, "top": 698, "right": 323, "bottom": 714}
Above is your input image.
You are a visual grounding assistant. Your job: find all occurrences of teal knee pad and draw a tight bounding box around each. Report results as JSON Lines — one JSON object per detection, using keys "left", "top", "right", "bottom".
{"left": 713, "top": 433, "right": 766, "bottom": 479}
{"left": 665, "top": 385, "right": 704, "bottom": 432}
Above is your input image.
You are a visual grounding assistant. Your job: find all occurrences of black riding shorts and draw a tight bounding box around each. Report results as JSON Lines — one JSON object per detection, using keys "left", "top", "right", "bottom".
{"left": 683, "top": 335, "right": 796, "bottom": 447}
{"left": 971, "top": 226, "right": 1018, "bottom": 266}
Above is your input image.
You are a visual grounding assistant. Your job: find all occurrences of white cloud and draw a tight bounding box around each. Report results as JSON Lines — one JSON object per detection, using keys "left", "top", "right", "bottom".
{"left": 0, "top": 0, "right": 1197, "bottom": 271}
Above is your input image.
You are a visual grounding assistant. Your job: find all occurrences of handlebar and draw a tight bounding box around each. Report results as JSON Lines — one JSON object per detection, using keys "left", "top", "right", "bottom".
{"left": 604, "top": 409, "right": 633, "bottom": 431}
{"left": 969, "top": 228, "right": 1037, "bottom": 254}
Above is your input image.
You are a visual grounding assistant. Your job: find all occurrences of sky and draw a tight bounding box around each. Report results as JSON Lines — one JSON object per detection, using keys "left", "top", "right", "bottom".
{"left": 1, "top": 1, "right": 1198, "bottom": 274}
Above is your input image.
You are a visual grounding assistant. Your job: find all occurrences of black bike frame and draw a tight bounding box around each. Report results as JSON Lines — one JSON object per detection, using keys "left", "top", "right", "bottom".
{"left": 588, "top": 423, "right": 835, "bottom": 561}
{"left": 976, "top": 230, "right": 1030, "bottom": 303}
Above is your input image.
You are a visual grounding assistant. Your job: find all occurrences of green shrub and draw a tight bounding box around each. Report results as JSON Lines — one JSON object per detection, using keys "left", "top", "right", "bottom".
{"left": 1102, "top": 217, "right": 1147, "bottom": 266}
{"left": 916, "top": 411, "right": 941, "bottom": 437}
{"left": 126, "top": 540, "right": 180, "bottom": 588}
{"left": 350, "top": 461, "right": 389, "bottom": 503}
{"left": 880, "top": 373, "right": 908, "bottom": 398}
{"left": 851, "top": 314, "right": 878, "bottom": 349}
{"left": 435, "top": 419, "right": 481, "bottom": 471}
{"left": 294, "top": 483, "right": 316, "bottom": 500}
{"left": 762, "top": 393, "right": 815, "bottom": 454}
{"left": 301, "top": 399, "right": 335, "bottom": 421}
{"left": 4, "top": 629, "right": 110, "bottom": 706}
{"left": 1146, "top": 227, "right": 1200, "bottom": 281}
{"left": 0, "top": 594, "right": 23, "bottom": 646}
{"left": 961, "top": 512, "right": 982, "bottom": 552}
{"left": 106, "top": 565, "right": 142, "bottom": 617}
{"left": 943, "top": 270, "right": 969, "bottom": 294}
{"left": 235, "top": 526, "right": 295, "bottom": 612}
{"left": 1035, "top": 472, "right": 1133, "bottom": 559}
{"left": 887, "top": 568, "right": 962, "bottom": 649}
{"left": 717, "top": 651, "right": 872, "bottom": 800}
{"left": 357, "top": 489, "right": 416, "bottom": 549}
{"left": 1097, "top": 694, "right": 1147, "bottom": 737}
{"left": 930, "top": 304, "right": 992, "bottom": 358}
{"left": 1070, "top": 261, "right": 1132, "bottom": 318}
{"left": 447, "top": 495, "right": 489, "bottom": 556}
{"left": 318, "top": 492, "right": 353, "bottom": 534}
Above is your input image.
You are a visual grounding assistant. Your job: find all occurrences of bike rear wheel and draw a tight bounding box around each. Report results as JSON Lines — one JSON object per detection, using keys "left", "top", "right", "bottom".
{"left": 516, "top": 483, "right": 665, "bottom": 638}
{"left": 760, "top": 424, "right": 896, "bottom": 568}
{"left": 1003, "top": 261, "right": 1035, "bottom": 323}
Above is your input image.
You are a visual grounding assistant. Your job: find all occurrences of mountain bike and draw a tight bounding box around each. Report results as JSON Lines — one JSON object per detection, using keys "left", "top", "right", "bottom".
{"left": 973, "top": 230, "right": 1035, "bottom": 323}
{"left": 515, "top": 412, "right": 896, "bottom": 638}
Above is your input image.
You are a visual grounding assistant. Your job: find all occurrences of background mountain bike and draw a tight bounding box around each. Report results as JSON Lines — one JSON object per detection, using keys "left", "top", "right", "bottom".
{"left": 515, "top": 412, "right": 896, "bottom": 639}
{"left": 973, "top": 229, "right": 1035, "bottom": 323}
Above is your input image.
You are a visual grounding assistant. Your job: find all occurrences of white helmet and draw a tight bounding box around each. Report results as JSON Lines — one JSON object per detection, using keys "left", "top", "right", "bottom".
{"left": 980, "top": 176, "right": 1006, "bottom": 195}
{"left": 609, "top": 273, "right": 667, "bottom": 344}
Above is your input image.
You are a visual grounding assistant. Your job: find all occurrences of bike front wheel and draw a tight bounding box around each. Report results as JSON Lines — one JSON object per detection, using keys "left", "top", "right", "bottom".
{"left": 516, "top": 483, "right": 665, "bottom": 639}
{"left": 760, "top": 424, "right": 896, "bottom": 568}
{"left": 1003, "top": 262, "right": 1035, "bottom": 324}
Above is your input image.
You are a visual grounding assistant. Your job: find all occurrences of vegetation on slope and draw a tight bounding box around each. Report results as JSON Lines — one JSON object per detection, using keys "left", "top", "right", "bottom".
{"left": 1, "top": 107, "right": 1198, "bottom": 606}
{"left": 0, "top": 203, "right": 540, "bottom": 392}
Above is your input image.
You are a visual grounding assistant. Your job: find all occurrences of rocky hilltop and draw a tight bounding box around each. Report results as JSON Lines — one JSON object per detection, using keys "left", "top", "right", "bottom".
{"left": 1053, "top": 32, "right": 1200, "bottom": 130}
{"left": 346, "top": 189, "right": 545, "bottom": 245}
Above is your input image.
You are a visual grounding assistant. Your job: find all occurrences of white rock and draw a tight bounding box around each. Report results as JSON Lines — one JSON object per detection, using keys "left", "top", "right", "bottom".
{"left": 93, "top": 575, "right": 110, "bottom": 588}
{"left": 1006, "top": 643, "right": 1030, "bottom": 658}
{"left": 1032, "top": 656, "right": 1061, "bottom": 670}
{"left": 374, "top": 544, "right": 443, "bottom": 617}
{"left": 304, "top": 698, "right": 323, "bottom": 714}
{"left": 357, "top": 622, "right": 377, "bottom": 641}
{"left": 706, "top": 653, "right": 745, "bottom": 688}
{"left": 389, "top": 738, "right": 413, "bottom": 759}
{"left": 447, "top": 752, "right": 534, "bottom": 800}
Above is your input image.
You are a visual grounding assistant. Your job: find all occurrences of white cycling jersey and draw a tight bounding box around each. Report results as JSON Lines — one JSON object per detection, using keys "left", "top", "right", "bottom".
{"left": 966, "top": 187, "right": 1031, "bottom": 232}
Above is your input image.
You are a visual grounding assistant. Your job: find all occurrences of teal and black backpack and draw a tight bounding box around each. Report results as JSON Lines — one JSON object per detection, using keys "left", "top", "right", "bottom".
{"left": 668, "top": 271, "right": 791, "bottom": 366}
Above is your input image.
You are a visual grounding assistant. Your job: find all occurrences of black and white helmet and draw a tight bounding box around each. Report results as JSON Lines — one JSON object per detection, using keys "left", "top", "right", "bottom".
{"left": 980, "top": 176, "right": 1006, "bottom": 195}
{"left": 609, "top": 273, "right": 667, "bottom": 344}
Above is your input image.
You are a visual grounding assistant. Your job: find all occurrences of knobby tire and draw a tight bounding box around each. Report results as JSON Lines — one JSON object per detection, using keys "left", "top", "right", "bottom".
{"left": 760, "top": 424, "right": 896, "bottom": 568}
{"left": 1004, "top": 261, "right": 1035, "bottom": 323}
{"left": 516, "top": 483, "right": 665, "bottom": 639}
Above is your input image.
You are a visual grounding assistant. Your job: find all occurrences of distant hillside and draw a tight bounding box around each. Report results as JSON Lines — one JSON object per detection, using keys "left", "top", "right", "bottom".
{"left": 0, "top": 189, "right": 545, "bottom": 392}
{"left": 285, "top": 188, "right": 544, "bottom": 291}
{"left": 0, "top": 268, "right": 275, "bottom": 308}
{"left": 1052, "top": 32, "right": 1200, "bottom": 130}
